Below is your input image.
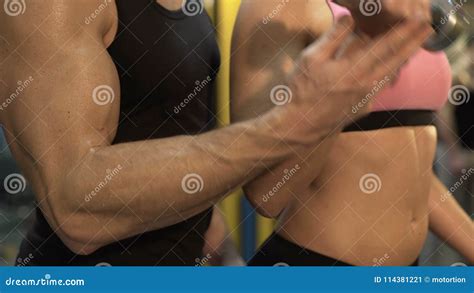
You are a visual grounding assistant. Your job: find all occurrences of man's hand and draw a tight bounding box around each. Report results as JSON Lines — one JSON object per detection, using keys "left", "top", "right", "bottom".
{"left": 334, "top": 0, "right": 432, "bottom": 36}
{"left": 231, "top": 0, "right": 432, "bottom": 218}
{"left": 283, "top": 15, "right": 433, "bottom": 142}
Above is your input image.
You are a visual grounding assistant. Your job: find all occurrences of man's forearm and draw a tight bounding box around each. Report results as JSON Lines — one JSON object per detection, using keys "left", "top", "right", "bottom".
{"left": 243, "top": 134, "right": 339, "bottom": 218}
{"left": 428, "top": 175, "right": 474, "bottom": 264}
{"left": 58, "top": 106, "right": 321, "bottom": 250}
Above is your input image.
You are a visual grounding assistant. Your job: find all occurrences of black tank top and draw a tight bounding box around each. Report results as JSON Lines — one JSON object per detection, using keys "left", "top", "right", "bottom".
{"left": 18, "top": 0, "right": 220, "bottom": 266}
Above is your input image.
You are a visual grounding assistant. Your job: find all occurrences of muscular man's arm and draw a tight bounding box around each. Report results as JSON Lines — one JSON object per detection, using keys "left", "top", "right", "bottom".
{"left": 0, "top": 0, "right": 432, "bottom": 255}
{"left": 428, "top": 174, "right": 474, "bottom": 264}
{"left": 0, "top": 0, "right": 305, "bottom": 254}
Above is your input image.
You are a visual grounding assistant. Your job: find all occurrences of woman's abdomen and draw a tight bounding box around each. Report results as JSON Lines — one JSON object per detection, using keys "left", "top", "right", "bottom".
{"left": 276, "top": 126, "right": 437, "bottom": 266}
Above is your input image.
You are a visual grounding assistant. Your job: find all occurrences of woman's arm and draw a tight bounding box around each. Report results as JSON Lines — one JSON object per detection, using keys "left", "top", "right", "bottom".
{"left": 231, "top": 0, "right": 336, "bottom": 218}
{"left": 428, "top": 173, "right": 474, "bottom": 264}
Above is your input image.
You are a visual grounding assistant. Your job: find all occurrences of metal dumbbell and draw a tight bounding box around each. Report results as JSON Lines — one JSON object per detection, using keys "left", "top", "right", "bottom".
{"left": 333, "top": 0, "right": 468, "bottom": 52}
{"left": 424, "top": 0, "right": 468, "bottom": 52}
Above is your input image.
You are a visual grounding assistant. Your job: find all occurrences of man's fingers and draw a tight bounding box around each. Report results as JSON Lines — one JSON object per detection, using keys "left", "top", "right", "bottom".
{"left": 343, "top": 20, "right": 432, "bottom": 86}
{"left": 373, "top": 25, "right": 432, "bottom": 79}
{"left": 357, "top": 21, "right": 432, "bottom": 72}
{"left": 307, "top": 16, "right": 355, "bottom": 60}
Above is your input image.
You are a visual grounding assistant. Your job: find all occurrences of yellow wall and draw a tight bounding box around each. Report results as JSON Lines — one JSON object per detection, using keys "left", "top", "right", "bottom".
{"left": 210, "top": 0, "right": 275, "bottom": 249}
{"left": 213, "top": 0, "right": 242, "bottom": 248}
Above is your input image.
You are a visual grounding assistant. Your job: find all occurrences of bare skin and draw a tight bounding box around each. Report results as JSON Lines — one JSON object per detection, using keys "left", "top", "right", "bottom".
{"left": 0, "top": 0, "right": 433, "bottom": 257}
{"left": 277, "top": 127, "right": 437, "bottom": 265}
{"left": 232, "top": 0, "right": 474, "bottom": 265}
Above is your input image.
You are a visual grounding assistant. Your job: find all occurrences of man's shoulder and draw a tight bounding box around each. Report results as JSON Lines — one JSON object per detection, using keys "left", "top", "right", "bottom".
{"left": 0, "top": 0, "right": 117, "bottom": 45}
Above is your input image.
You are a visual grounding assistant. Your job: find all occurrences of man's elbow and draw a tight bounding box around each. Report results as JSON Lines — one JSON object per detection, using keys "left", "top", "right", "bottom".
{"left": 58, "top": 229, "right": 101, "bottom": 256}
{"left": 45, "top": 188, "right": 104, "bottom": 255}
{"left": 50, "top": 209, "right": 103, "bottom": 255}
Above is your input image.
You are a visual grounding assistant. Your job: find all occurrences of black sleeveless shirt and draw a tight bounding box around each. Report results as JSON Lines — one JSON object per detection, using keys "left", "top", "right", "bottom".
{"left": 17, "top": 0, "right": 220, "bottom": 266}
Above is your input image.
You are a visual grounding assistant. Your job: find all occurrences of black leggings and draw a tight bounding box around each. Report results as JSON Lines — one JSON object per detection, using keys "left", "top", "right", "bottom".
{"left": 248, "top": 233, "right": 419, "bottom": 266}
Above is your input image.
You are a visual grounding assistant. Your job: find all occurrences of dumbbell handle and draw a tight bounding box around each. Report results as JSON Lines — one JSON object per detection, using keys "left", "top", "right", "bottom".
{"left": 424, "top": 0, "right": 465, "bottom": 51}
{"left": 332, "top": 0, "right": 466, "bottom": 51}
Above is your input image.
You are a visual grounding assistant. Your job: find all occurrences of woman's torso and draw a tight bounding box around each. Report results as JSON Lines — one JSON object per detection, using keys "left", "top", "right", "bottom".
{"left": 275, "top": 1, "right": 451, "bottom": 266}
{"left": 277, "top": 126, "right": 438, "bottom": 266}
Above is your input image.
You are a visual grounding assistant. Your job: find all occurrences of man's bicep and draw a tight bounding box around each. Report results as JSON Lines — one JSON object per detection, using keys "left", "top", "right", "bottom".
{"left": 0, "top": 0, "right": 120, "bottom": 181}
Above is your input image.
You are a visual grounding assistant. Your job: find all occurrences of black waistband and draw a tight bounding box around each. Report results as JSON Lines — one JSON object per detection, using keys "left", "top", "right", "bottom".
{"left": 343, "top": 110, "right": 436, "bottom": 132}
{"left": 249, "top": 233, "right": 419, "bottom": 266}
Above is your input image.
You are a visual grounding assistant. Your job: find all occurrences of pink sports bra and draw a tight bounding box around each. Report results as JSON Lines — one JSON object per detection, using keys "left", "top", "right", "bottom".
{"left": 327, "top": 1, "right": 453, "bottom": 131}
